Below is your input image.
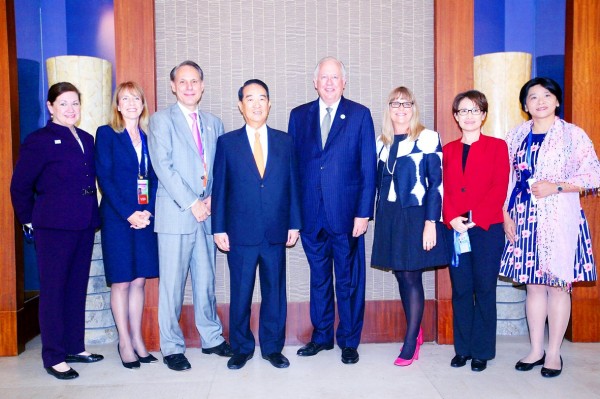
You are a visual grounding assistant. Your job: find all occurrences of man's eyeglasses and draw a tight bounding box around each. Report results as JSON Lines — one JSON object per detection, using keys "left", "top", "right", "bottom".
{"left": 389, "top": 101, "right": 414, "bottom": 109}
{"left": 456, "top": 108, "right": 482, "bottom": 116}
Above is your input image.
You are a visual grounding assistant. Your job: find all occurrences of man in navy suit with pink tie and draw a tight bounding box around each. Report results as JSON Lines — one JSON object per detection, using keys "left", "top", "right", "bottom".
{"left": 288, "top": 57, "right": 377, "bottom": 364}
{"left": 212, "top": 79, "right": 301, "bottom": 370}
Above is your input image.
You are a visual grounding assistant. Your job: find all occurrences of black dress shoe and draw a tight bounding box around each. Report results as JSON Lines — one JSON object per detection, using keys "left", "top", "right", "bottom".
{"left": 65, "top": 353, "right": 104, "bottom": 363}
{"left": 296, "top": 342, "right": 334, "bottom": 357}
{"left": 341, "top": 347, "right": 359, "bottom": 364}
{"left": 541, "top": 357, "right": 563, "bottom": 378}
{"left": 471, "top": 358, "right": 487, "bottom": 372}
{"left": 45, "top": 366, "right": 79, "bottom": 380}
{"left": 163, "top": 353, "right": 191, "bottom": 371}
{"left": 450, "top": 354, "right": 471, "bottom": 368}
{"left": 135, "top": 350, "right": 158, "bottom": 364}
{"left": 262, "top": 352, "right": 290, "bottom": 368}
{"left": 515, "top": 352, "right": 545, "bottom": 371}
{"left": 202, "top": 341, "right": 234, "bottom": 357}
{"left": 118, "top": 345, "right": 140, "bottom": 369}
{"left": 227, "top": 353, "right": 253, "bottom": 370}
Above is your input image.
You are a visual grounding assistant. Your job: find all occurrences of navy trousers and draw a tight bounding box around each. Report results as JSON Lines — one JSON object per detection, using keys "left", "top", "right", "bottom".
{"left": 227, "top": 240, "right": 287, "bottom": 356}
{"left": 300, "top": 200, "right": 366, "bottom": 349}
{"left": 35, "top": 227, "right": 95, "bottom": 368}
{"left": 447, "top": 223, "right": 504, "bottom": 360}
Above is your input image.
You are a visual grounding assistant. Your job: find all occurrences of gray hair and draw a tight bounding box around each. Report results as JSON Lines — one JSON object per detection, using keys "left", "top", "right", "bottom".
{"left": 170, "top": 60, "right": 204, "bottom": 81}
{"left": 313, "top": 56, "right": 347, "bottom": 81}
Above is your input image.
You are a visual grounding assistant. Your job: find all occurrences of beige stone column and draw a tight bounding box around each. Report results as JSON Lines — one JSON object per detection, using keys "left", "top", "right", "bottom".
{"left": 474, "top": 51, "right": 531, "bottom": 335}
{"left": 46, "top": 56, "right": 116, "bottom": 344}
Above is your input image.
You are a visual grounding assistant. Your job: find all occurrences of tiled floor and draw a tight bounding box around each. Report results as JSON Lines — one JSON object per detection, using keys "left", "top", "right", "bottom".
{"left": 0, "top": 335, "right": 598, "bottom": 399}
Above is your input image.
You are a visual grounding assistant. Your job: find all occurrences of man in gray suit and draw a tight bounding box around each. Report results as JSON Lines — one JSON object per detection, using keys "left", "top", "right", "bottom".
{"left": 148, "top": 60, "right": 232, "bottom": 372}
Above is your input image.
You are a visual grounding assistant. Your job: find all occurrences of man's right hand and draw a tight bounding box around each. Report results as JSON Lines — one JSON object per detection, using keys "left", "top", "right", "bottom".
{"left": 191, "top": 199, "right": 210, "bottom": 222}
{"left": 214, "top": 233, "right": 230, "bottom": 252}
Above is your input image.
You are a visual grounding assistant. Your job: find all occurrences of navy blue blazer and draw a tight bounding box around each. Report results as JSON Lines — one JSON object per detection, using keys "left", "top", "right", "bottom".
{"left": 95, "top": 125, "right": 158, "bottom": 221}
{"left": 288, "top": 97, "right": 377, "bottom": 234}
{"left": 10, "top": 121, "right": 100, "bottom": 230}
{"left": 212, "top": 125, "right": 301, "bottom": 246}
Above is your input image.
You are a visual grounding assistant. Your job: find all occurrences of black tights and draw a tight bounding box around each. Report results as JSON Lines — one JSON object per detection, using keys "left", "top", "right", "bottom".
{"left": 394, "top": 270, "right": 424, "bottom": 359}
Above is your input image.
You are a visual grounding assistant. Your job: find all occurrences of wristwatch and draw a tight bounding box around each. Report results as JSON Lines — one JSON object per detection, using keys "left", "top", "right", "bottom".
{"left": 426, "top": 220, "right": 437, "bottom": 224}
{"left": 557, "top": 184, "right": 564, "bottom": 193}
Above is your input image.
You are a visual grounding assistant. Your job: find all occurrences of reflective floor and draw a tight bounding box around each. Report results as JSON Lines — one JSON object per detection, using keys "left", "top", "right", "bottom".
{"left": 0, "top": 335, "right": 598, "bottom": 399}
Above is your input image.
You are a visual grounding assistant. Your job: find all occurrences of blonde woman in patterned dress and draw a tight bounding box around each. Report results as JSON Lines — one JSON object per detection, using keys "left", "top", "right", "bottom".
{"left": 500, "top": 77, "right": 600, "bottom": 378}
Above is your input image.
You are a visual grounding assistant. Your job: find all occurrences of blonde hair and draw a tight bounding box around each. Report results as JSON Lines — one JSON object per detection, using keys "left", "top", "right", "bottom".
{"left": 381, "top": 86, "right": 425, "bottom": 146}
{"left": 109, "top": 81, "right": 149, "bottom": 133}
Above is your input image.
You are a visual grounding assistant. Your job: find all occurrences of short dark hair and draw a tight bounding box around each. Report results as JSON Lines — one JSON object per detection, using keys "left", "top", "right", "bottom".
{"left": 47, "top": 82, "right": 81, "bottom": 104}
{"left": 170, "top": 60, "right": 204, "bottom": 81}
{"left": 238, "top": 79, "right": 270, "bottom": 101}
{"left": 452, "top": 90, "right": 488, "bottom": 114}
{"left": 519, "top": 77, "right": 562, "bottom": 117}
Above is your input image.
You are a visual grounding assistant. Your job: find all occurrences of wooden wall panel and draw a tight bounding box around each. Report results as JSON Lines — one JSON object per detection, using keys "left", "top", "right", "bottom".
{"left": 0, "top": 0, "right": 23, "bottom": 356}
{"left": 564, "top": 0, "right": 600, "bottom": 342}
{"left": 434, "top": 0, "right": 474, "bottom": 344}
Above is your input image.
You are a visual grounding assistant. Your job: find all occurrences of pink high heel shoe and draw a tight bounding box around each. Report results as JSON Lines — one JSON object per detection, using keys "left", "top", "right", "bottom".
{"left": 394, "top": 342, "right": 420, "bottom": 366}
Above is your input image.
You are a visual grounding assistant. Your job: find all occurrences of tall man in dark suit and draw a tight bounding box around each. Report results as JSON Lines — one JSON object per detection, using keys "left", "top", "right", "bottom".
{"left": 148, "top": 61, "right": 233, "bottom": 372}
{"left": 212, "top": 79, "right": 301, "bottom": 370}
{"left": 288, "top": 57, "right": 377, "bottom": 364}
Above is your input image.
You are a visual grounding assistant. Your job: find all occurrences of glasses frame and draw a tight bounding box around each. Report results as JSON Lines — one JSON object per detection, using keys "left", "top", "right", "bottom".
{"left": 389, "top": 101, "right": 414, "bottom": 109}
{"left": 456, "top": 108, "right": 483, "bottom": 116}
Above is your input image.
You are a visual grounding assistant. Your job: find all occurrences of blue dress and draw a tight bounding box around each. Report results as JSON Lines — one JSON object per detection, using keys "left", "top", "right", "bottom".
{"left": 499, "top": 133, "right": 596, "bottom": 289}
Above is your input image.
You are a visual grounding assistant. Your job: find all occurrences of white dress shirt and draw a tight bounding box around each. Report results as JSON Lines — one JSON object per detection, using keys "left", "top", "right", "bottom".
{"left": 318, "top": 98, "right": 341, "bottom": 130}
{"left": 246, "top": 124, "right": 268, "bottom": 164}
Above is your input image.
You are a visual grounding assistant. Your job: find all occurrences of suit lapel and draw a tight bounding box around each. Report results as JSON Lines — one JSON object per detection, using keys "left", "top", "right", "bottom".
{"left": 121, "top": 128, "right": 140, "bottom": 168}
{"left": 306, "top": 100, "right": 322, "bottom": 151}
{"left": 262, "top": 127, "right": 280, "bottom": 181}
{"left": 325, "top": 96, "right": 348, "bottom": 148}
{"left": 236, "top": 127, "right": 262, "bottom": 180}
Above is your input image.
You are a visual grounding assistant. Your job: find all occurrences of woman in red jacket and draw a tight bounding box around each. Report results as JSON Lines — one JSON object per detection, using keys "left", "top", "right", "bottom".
{"left": 442, "top": 90, "right": 509, "bottom": 372}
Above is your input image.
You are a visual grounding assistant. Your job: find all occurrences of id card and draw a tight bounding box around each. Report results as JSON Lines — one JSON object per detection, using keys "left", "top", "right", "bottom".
{"left": 137, "top": 179, "right": 149, "bottom": 205}
{"left": 457, "top": 232, "right": 471, "bottom": 254}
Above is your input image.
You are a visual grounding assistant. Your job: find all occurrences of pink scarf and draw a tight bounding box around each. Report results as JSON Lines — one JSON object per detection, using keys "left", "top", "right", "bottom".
{"left": 505, "top": 117, "right": 600, "bottom": 283}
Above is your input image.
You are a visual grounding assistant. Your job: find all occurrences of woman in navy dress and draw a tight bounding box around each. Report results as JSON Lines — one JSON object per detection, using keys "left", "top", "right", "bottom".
{"left": 371, "top": 86, "right": 448, "bottom": 366}
{"left": 500, "top": 78, "right": 600, "bottom": 377}
{"left": 11, "top": 82, "right": 103, "bottom": 380}
{"left": 96, "top": 81, "right": 159, "bottom": 369}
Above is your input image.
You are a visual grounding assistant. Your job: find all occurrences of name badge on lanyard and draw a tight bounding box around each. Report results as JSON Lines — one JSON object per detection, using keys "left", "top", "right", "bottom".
{"left": 136, "top": 132, "right": 150, "bottom": 205}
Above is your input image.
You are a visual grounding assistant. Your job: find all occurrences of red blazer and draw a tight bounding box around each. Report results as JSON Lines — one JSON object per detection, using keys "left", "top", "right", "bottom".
{"left": 442, "top": 134, "right": 509, "bottom": 230}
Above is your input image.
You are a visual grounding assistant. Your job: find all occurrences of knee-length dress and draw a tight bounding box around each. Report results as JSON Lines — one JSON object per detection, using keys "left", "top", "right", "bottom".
{"left": 371, "top": 133, "right": 449, "bottom": 271}
{"left": 499, "top": 132, "right": 596, "bottom": 289}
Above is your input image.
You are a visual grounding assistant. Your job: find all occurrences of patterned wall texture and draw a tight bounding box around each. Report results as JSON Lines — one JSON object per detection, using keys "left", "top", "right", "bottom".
{"left": 154, "top": 0, "right": 435, "bottom": 304}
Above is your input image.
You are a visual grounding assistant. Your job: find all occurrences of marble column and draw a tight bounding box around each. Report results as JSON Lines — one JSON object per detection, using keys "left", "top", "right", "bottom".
{"left": 46, "top": 56, "right": 116, "bottom": 344}
{"left": 474, "top": 51, "right": 531, "bottom": 335}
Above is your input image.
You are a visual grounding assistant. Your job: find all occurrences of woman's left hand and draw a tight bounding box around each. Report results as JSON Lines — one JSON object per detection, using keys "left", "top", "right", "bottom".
{"left": 423, "top": 221, "right": 437, "bottom": 251}
{"left": 530, "top": 180, "right": 558, "bottom": 199}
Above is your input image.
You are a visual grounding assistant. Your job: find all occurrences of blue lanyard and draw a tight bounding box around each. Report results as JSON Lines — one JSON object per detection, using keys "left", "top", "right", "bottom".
{"left": 525, "top": 129, "right": 533, "bottom": 170}
{"left": 133, "top": 131, "right": 149, "bottom": 178}
{"left": 451, "top": 231, "right": 461, "bottom": 267}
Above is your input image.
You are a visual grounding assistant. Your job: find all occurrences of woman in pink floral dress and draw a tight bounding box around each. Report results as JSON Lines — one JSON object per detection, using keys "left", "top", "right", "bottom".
{"left": 500, "top": 77, "right": 600, "bottom": 378}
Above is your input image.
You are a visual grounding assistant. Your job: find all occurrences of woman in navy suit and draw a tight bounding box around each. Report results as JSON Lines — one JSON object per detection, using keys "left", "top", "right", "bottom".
{"left": 442, "top": 90, "right": 509, "bottom": 372}
{"left": 371, "top": 86, "right": 449, "bottom": 366}
{"left": 11, "top": 82, "right": 103, "bottom": 380}
{"left": 95, "top": 82, "right": 159, "bottom": 369}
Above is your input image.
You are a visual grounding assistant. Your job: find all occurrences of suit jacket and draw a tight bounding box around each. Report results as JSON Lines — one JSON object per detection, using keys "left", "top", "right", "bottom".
{"left": 442, "top": 134, "right": 509, "bottom": 230}
{"left": 95, "top": 125, "right": 158, "bottom": 221}
{"left": 375, "top": 129, "right": 443, "bottom": 221}
{"left": 10, "top": 121, "right": 100, "bottom": 230}
{"left": 212, "top": 126, "right": 301, "bottom": 245}
{"left": 148, "top": 103, "right": 224, "bottom": 234}
{"left": 288, "top": 97, "right": 377, "bottom": 234}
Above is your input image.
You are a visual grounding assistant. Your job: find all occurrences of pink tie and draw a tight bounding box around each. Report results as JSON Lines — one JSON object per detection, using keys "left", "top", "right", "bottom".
{"left": 190, "top": 112, "right": 204, "bottom": 156}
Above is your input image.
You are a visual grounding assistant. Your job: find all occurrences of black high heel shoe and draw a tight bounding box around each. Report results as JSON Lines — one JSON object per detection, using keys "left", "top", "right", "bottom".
{"left": 541, "top": 356, "right": 563, "bottom": 378}
{"left": 134, "top": 350, "right": 158, "bottom": 364}
{"left": 515, "top": 352, "right": 546, "bottom": 371}
{"left": 118, "top": 344, "right": 140, "bottom": 369}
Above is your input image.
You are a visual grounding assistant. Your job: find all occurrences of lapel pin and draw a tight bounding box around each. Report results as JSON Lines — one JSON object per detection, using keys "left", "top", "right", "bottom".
{"left": 340, "top": 114, "right": 346, "bottom": 120}
{"left": 54, "top": 140, "right": 61, "bottom": 144}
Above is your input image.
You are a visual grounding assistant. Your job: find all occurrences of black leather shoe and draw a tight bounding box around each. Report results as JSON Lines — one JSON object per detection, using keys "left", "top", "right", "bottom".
{"left": 515, "top": 352, "right": 545, "bottom": 371}
{"left": 135, "top": 350, "right": 159, "bottom": 363}
{"left": 541, "top": 357, "right": 562, "bottom": 378}
{"left": 65, "top": 353, "right": 104, "bottom": 363}
{"left": 202, "top": 341, "right": 234, "bottom": 357}
{"left": 450, "top": 354, "right": 471, "bottom": 368}
{"left": 45, "top": 366, "right": 79, "bottom": 380}
{"left": 341, "top": 347, "right": 359, "bottom": 364}
{"left": 296, "top": 342, "right": 334, "bottom": 357}
{"left": 118, "top": 345, "right": 140, "bottom": 369}
{"left": 227, "top": 353, "right": 253, "bottom": 370}
{"left": 163, "top": 353, "right": 191, "bottom": 371}
{"left": 471, "top": 358, "right": 487, "bottom": 372}
{"left": 262, "top": 352, "right": 290, "bottom": 368}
